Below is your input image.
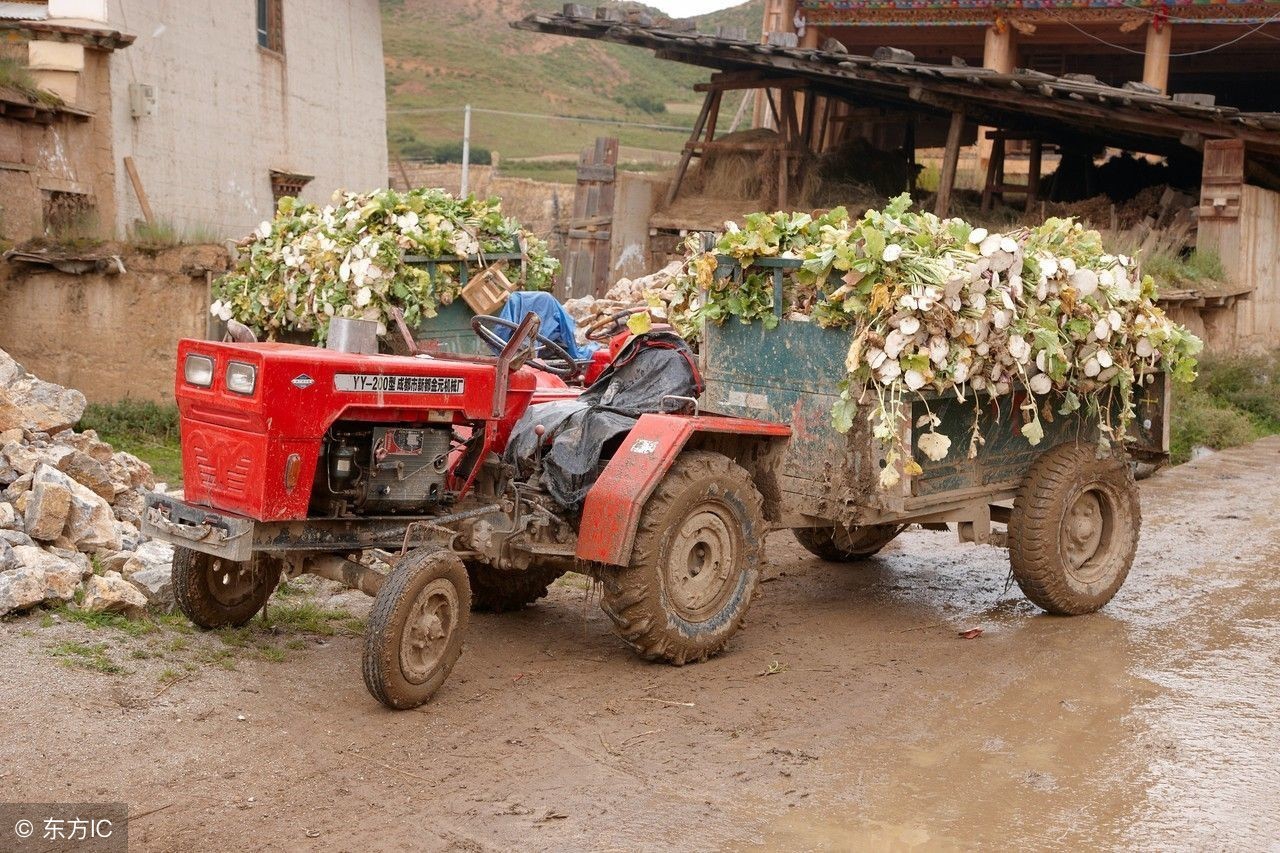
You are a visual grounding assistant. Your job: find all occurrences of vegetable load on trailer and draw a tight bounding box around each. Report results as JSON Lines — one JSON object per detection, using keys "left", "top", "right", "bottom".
{"left": 701, "top": 254, "right": 1169, "bottom": 615}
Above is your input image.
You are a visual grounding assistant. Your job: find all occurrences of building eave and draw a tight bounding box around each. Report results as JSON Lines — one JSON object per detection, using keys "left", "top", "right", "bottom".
{"left": 512, "top": 11, "right": 1280, "bottom": 164}
{"left": 0, "top": 18, "right": 134, "bottom": 50}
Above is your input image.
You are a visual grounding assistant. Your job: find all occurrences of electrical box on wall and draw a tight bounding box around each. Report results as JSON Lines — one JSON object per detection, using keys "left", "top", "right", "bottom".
{"left": 129, "top": 83, "right": 156, "bottom": 118}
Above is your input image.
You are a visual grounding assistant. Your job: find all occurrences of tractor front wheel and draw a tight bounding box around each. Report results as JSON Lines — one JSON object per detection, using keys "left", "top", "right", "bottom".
{"left": 362, "top": 547, "right": 470, "bottom": 710}
{"left": 172, "top": 547, "right": 281, "bottom": 629}
{"left": 792, "top": 525, "right": 900, "bottom": 562}
{"left": 599, "top": 451, "right": 764, "bottom": 666}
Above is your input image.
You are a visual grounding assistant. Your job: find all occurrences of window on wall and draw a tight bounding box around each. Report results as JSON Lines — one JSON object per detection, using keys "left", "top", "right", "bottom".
{"left": 257, "top": 0, "right": 283, "bottom": 54}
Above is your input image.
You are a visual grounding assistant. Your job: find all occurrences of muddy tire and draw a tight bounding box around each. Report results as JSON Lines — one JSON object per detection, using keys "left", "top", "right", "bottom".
{"left": 172, "top": 547, "right": 281, "bottom": 629}
{"left": 1008, "top": 442, "right": 1141, "bottom": 615}
{"left": 793, "top": 525, "right": 900, "bottom": 562}
{"left": 599, "top": 450, "right": 764, "bottom": 665}
{"left": 362, "top": 547, "right": 471, "bottom": 710}
{"left": 466, "top": 561, "right": 564, "bottom": 613}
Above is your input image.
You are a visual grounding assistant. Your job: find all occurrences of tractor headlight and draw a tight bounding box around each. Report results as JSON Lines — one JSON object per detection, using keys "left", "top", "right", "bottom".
{"left": 184, "top": 354, "right": 214, "bottom": 387}
{"left": 226, "top": 361, "right": 257, "bottom": 395}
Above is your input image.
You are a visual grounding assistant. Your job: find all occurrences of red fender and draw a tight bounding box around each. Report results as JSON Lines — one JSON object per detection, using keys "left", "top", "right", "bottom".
{"left": 575, "top": 413, "right": 791, "bottom": 567}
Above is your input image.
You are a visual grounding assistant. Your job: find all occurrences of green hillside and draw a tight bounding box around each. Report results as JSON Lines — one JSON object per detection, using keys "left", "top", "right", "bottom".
{"left": 382, "top": 0, "right": 764, "bottom": 174}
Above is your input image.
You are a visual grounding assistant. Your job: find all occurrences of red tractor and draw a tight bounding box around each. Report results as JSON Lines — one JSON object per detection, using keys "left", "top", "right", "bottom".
{"left": 144, "top": 314, "right": 789, "bottom": 708}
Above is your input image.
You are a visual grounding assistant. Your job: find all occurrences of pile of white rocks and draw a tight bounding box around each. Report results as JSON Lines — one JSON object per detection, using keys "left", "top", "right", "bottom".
{"left": 562, "top": 260, "right": 685, "bottom": 342}
{"left": 0, "top": 347, "right": 174, "bottom": 618}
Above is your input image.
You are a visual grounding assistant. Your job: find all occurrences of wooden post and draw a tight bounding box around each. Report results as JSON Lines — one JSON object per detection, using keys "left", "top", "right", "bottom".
{"left": 666, "top": 90, "right": 715, "bottom": 206}
{"left": 754, "top": 0, "right": 797, "bottom": 127}
{"left": 393, "top": 150, "right": 412, "bottom": 191}
{"left": 935, "top": 109, "right": 965, "bottom": 217}
{"left": 1025, "top": 138, "right": 1042, "bottom": 212}
{"left": 800, "top": 21, "right": 820, "bottom": 49}
{"left": 1143, "top": 22, "right": 1172, "bottom": 93}
{"left": 778, "top": 148, "right": 789, "bottom": 209}
{"left": 981, "top": 133, "right": 1005, "bottom": 212}
{"left": 905, "top": 119, "right": 917, "bottom": 195}
{"left": 978, "top": 25, "right": 1017, "bottom": 175}
{"left": 123, "top": 156, "right": 155, "bottom": 226}
{"left": 703, "top": 90, "right": 724, "bottom": 144}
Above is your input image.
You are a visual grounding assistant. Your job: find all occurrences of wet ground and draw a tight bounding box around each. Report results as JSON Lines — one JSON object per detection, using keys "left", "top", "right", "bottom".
{"left": 2, "top": 437, "right": 1278, "bottom": 851}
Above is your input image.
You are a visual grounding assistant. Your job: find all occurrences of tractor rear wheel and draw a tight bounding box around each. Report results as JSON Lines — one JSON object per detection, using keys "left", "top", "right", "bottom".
{"left": 363, "top": 546, "right": 470, "bottom": 710}
{"left": 599, "top": 451, "right": 764, "bottom": 666}
{"left": 1008, "top": 442, "right": 1140, "bottom": 615}
{"left": 173, "top": 547, "right": 281, "bottom": 629}
{"left": 793, "top": 525, "right": 900, "bottom": 562}
{"left": 466, "top": 561, "right": 565, "bottom": 613}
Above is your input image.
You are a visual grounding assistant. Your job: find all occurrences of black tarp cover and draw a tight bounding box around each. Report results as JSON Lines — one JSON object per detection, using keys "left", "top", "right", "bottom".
{"left": 506, "top": 331, "right": 702, "bottom": 510}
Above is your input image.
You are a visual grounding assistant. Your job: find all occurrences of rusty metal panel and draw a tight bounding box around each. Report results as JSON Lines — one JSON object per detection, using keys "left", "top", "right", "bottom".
{"left": 701, "top": 316, "right": 882, "bottom": 523}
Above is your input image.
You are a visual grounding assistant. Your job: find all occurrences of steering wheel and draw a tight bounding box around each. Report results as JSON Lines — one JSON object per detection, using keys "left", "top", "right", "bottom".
{"left": 471, "top": 315, "right": 580, "bottom": 380}
{"left": 586, "top": 307, "right": 652, "bottom": 342}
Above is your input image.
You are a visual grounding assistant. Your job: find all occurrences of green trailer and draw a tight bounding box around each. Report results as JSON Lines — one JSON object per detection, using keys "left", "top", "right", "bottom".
{"left": 402, "top": 250, "right": 526, "bottom": 356}
{"left": 699, "top": 256, "right": 1168, "bottom": 614}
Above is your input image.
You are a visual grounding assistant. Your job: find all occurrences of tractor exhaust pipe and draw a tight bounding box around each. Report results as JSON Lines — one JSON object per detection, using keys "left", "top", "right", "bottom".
{"left": 306, "top": 555, "right": 386, "bottom": 596}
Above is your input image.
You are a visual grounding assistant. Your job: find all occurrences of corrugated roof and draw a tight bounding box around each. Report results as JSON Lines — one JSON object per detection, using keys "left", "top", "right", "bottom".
{"left": 513, "top": 10, "right": 1280, "bottom": 163}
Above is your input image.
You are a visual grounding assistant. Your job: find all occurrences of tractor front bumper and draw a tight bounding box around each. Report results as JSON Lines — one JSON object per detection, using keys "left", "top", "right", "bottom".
{"left": 143, "top": 492, "right": 257, "bottom": 562}
{"left": 143, "top": 493, "right": 498, "bottom": 564}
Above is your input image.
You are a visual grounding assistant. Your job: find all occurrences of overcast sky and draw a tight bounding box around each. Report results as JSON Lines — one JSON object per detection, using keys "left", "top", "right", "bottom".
{"left": 647, "top": 0, "right": 745, "bottom": 16}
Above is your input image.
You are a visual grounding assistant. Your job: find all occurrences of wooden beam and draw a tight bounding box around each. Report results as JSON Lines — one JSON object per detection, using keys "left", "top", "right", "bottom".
{"left": 123, "top": 156, "right": 155, "bottom": 225}
{"left": 697, "top": 71, "right": 810, "bottom": 92}
{"left": 935, "top": 109, "right": 965, "bottom": 217}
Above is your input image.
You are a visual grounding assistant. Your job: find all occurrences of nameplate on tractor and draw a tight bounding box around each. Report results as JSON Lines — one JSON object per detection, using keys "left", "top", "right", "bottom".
{"left": 334, "top": 374, "right": 465, "bottom": 394}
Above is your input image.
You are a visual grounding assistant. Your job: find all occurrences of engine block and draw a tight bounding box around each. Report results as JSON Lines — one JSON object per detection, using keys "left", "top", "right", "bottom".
{"left": 362, "top": 426, "right": 452, "bottom": 512}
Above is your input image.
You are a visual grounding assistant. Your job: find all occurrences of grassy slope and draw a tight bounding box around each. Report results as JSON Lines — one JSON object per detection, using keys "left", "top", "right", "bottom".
{"left": 382, "top": 0, "right": 764, "bottom": 162}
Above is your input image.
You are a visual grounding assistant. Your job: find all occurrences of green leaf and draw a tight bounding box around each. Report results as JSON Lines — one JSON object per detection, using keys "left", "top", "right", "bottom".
{"left": 831, "top": 395, "right": 856, "bottom": 433}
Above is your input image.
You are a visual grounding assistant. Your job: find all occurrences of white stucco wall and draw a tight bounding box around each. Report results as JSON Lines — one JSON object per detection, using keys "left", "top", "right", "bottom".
{"left": 104, "top": 0, "right": 387, "bottom": 239}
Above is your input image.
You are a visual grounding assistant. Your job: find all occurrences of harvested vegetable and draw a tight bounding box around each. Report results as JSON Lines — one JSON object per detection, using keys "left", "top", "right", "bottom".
{"left": 212, "top": 188, "right": 559, "bottom": 341}
{"left": 670, "top": 194, "right": 1202, "bottom": 483}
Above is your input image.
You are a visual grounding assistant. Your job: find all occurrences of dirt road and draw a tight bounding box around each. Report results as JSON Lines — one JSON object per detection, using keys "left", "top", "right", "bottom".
{"left": 3, "top": 437, "right": 1278, "bottom": 851}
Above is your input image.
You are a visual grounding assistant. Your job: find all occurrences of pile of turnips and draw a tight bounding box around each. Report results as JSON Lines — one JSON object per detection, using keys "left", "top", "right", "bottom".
{"left": 671, "top": 194, "right": 1202, "bottom": 488}
{"left": 211, "top": 188, "right": 559, "bottom": 342}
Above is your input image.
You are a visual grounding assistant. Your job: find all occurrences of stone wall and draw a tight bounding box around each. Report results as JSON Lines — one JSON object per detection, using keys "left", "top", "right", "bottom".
{"left": 395, "top": 163, "right": 571, "bottom": 240}
{"left": 0, "top": 245, "right": 223, "bottom": 403}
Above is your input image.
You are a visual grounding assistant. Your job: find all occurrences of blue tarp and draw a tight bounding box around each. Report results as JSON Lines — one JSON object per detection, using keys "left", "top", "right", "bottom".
{"left": 497, "top": 291, "right": 599, "bottom": 361}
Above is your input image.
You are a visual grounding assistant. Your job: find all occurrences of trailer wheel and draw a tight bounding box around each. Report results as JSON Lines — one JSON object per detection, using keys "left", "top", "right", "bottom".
{"left": 1008, "top": 442, "right": 1140, "bottom": 615}
{"left": 599, "top": 451, "right": 764, "bottom": 666}
{"left": 363, "top": 547, "right": 470, "bottom": 710}
{"left": 172, "top": 547, "right": 281, "bottom": 629}
{"left": 792, "top": 525, "right": 900, "bottom": 562}
{"left": 466, "top": 561, "right": 564, "bottom": 613}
